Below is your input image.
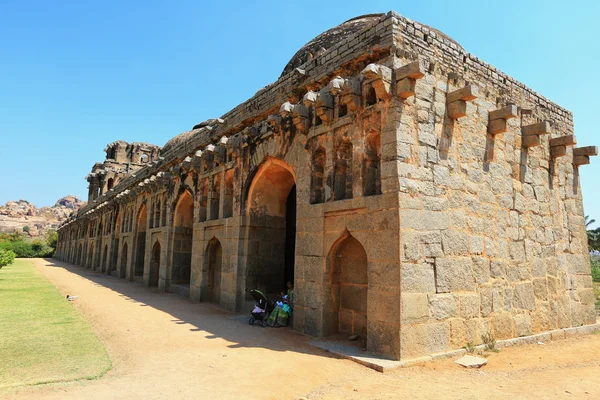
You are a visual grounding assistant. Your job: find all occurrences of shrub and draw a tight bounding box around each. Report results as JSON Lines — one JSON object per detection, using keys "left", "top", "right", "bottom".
{"left": 0, "top": 249, "right": 16, "bottom": 268}
{"left": 0, "top": 240, "right": 53, "bottom": 258}
{"left": 591, "top": 256, "right": 600, "bottom": 282}
{"left": 22, "top": 225, "right": 30, "bottom": 233}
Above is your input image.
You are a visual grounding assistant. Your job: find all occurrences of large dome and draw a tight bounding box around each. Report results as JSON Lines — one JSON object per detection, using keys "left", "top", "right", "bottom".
{"left": 280, "top": 14, "right": 385, "bottom": 77}
{"left": 280, "top": 13, "right": 464, "bottom": 78}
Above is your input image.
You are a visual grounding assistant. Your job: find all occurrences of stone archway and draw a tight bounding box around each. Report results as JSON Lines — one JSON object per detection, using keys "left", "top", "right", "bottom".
{"left": 205, "top": 238, "right": 222, "bottom": 303}
{"left": 325, "top": 233, "right": 368, "bottom": 340}
{"left": 150, "top": 241, "right": 161, "bottom": 287}
{"left": 244, "top": 158, "right": 296, "bottom": 297}
{"left": 172, "top": 190, "right": 194, "bottom": 286}
{"left": 134, "top": 204, "right": 147, "bottom": 279}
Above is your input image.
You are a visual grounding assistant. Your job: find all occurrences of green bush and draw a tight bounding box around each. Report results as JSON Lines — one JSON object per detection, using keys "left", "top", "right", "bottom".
{"left": 0, "top": 240, "right": 53, "bottom": 258}
{"left": 591, "top": 257, "right": 600, "bottom": 282}
{"left": 0, "top": 249, "right": 16, "bottom": 268}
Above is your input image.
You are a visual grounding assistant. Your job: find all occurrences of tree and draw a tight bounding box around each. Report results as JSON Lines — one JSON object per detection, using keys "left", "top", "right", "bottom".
{"left": 22, "top": 225, "right": 30, "bottom": 233}
{"left": 586, "top": 215, "right": 596, "bottom": 228}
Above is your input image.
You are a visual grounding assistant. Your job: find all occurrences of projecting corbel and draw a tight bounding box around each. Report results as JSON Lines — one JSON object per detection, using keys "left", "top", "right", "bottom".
{"left": 329, "top": 76, "right": 362, "bottom": 111}
{"left": 549, "top": 135, "right": 577, "bottom": 158}
{"left": 572, "top": 146, "right": 598, "bottom": 166}
{"left": 361, "top": 64, "right": 393, "bottom": 101}
{"left": 446, "top": 84, "right": 478, "bottom": 119}
{"left": 521, "top": 120, "right": 551, "bottom": 148}
{"left": 395, "top": 61, "right": 425, "bottom": 99}
{"left": 280, "top": 102, "right": 309, "bottom": 133}
{"left": 302, "top": 88, "right": 334, "bottom": 123}
{"left": 488, "top": 104, "right": 518, "bottom": 135}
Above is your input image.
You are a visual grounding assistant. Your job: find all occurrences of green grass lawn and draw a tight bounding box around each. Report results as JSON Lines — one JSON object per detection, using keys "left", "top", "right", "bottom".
{"left": 0, "top": 259, "right": 111, "bottom": 389}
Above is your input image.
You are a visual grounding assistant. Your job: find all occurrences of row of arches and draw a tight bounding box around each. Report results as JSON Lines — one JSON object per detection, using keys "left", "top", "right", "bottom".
{"left": 58, "top": 157, "right": 373, "bottom": 342}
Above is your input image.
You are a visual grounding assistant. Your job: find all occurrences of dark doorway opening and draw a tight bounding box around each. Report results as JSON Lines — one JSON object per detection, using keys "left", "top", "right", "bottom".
{"left": 284, "top": 185, "right": 296, "bottom": 286}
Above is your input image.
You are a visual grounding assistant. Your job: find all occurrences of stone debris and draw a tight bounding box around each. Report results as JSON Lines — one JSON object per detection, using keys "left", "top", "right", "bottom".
{"left": 454, "top": 355, "right": 488, "bottom": 369}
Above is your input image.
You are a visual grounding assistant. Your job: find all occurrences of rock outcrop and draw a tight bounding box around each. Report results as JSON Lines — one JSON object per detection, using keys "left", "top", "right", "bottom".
{"left": 0, "top": 196, "right": 86, "bottom": 237}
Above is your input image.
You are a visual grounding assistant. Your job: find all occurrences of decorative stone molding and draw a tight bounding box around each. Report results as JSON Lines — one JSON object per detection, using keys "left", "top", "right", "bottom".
{"left": 280, "top": 102, "right": 309, "bottom": 133}
{"left": 302, "top": 88, "right": 334, "bottom": 123}
{"left": 446, "top": 84, "right": 478, "bottom": 119}
{"left": 361, "top": 63, "right": 392, "bottom": 101}
{"left": 329, "top": 76, "right": 362, "bottom": 111}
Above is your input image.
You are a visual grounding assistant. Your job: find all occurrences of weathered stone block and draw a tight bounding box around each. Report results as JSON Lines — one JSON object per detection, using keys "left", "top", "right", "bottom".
{"left": 401, "top": 293, "right": 430, "bottom": 323}
{"left": 472, "top": 256, "right": 490, "bottom": 283}
{"left": 401, "top": 322, "right": 450, "bottom": 359}
{"left": 435, "top": 257, "right": 475, "bottom": 293}
{"left": 401, "top": 262, "right": 436, "bottom": 293}
{"left": 514, "top": 314, "right": 532, "bottom": 337}
{"left": 513, "top": 282, "right": 536, "bottom": 310}
{"left": 532, "top": 277, "right": 548, "bottom": 301}
{"left": 400, "top": 210, "right": 451, "bottom": 230}
{"left": 492, "top": 313, "right": 514, "bottom": 340}
{"left": 442, "top": 230, "right": 469, "bottom": 255}
{"left": 447, "top": 100, "right": 467, "bottom": 119}
{"left": 428, "top": 293, "right": 457, "bottom": 320}
{"left": 457, "top": 293, "right": 480, "bottom": 319}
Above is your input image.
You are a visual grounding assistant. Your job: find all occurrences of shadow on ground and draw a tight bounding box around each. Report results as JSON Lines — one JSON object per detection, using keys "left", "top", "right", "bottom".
{"left": 41, "top": 258, "right": 336, "bottom": 361}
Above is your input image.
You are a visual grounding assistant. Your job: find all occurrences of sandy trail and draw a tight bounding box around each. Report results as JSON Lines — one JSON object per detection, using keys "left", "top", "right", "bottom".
{"left": 5, "top": 258, "right": 600, "bottom": 400}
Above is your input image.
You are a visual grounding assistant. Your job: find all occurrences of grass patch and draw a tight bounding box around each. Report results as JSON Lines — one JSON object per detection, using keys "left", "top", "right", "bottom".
{"left": 0, "top": 259, "right": 111, "bottom": 389}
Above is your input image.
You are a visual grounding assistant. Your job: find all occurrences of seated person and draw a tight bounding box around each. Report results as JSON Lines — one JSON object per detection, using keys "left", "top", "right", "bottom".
{"left": 267, "top": 281, "right": 294, "bottom": 327}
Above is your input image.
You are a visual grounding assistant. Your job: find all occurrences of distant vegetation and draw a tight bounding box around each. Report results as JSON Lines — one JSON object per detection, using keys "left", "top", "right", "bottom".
{"left": 0, "top": 249, "right": 16, "bottom": 268}
{"left": 0, "top": 230, "right": 57, "bottom": 258}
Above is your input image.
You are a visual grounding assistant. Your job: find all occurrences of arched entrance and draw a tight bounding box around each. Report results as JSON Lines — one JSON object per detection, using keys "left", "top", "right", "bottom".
{"left": 205, "top": 238, "right": 222, "bottom": 303}
{"left": 326, "top": 233, "right": 368, "bottom": 340}
{"left": 134, "top": 204, "right": 147, "bottom": 279}
{"left": 120, "top": 242, "right": 128, "bottom": 278}
{"left": 172, "top": 190, "right": 193, "bottom": 286}
{"left": 245, "top": 158, "right": 296, "bottom": 296}
{"left": 150, "top": 241, "right": 161, "bottom": 287}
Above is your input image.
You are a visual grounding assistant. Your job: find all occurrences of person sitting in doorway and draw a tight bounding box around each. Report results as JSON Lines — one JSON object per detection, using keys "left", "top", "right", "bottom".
{"left": 267, "top": 281, "right": 294, "bottom": 327}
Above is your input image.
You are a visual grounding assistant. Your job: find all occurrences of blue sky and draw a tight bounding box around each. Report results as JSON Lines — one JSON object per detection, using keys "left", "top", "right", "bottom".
{"left": 0, "top": 1, "right": 598, "bottom": 227}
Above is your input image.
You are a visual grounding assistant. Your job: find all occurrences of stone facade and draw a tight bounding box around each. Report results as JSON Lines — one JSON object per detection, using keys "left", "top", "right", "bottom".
{"left": 56, "top": 11, "right": 597, "bottom": 361}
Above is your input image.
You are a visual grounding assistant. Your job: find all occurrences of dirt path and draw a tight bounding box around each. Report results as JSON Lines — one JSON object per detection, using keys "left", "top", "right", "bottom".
{"left": 5, "top": 258, "right": 600, "bottom": 400}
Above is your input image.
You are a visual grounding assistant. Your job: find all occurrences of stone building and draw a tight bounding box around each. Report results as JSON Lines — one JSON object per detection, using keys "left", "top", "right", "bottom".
{"left": 56, "top": 12, "right": 598, "bottom": 361}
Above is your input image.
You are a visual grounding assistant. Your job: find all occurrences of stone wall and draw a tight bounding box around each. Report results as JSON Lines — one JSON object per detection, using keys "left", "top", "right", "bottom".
{"left": 56, "top": 11, "right": 596, "bottom": 361}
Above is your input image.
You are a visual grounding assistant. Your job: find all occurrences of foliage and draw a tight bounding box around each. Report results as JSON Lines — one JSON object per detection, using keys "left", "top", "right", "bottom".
{"left": 587, "top": 216, "right": 600, "bottom": 251}
{"left": 481, "top": 332, "right": 499, "bottom": 352}
{"left": 0, "top": 249, "right": 16, "bottom": 268}
{"left": 22, "top": 225, "right": 30, "bottom": 233}
{"left": 0, "top": 229, "right": 57, "bottom": 258}
{"left": 463, "top": 342, "right": 476, "bottom": 354}
{"left": 0, "top": 231, "right": 26, "bottom": 242}
{"left": 591, "top": 255, "right": 600, "bottom": 283}
{"left": 0, "top": 259, "right": 111, "bottom": 388}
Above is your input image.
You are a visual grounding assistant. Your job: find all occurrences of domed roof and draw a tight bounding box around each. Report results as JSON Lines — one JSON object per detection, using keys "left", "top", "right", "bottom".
{"left": 281, "top": 14, "right": 384, "bottom": 77}
{"left": 161, "top": 130, "right": 196, "bottom": 155}
{"left": 280, "top": 13, "right": 464, "bottom": 78}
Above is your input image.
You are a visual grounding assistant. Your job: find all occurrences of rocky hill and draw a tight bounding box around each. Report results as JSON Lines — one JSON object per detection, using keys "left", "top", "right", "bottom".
{"left": 0, "top": 195, "right": 86, "bottom": 237}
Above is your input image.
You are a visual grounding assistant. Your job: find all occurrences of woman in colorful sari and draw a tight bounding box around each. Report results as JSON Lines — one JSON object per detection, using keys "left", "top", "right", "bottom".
{"left": 267, "top": 281, "right": 294, "bottom": 327}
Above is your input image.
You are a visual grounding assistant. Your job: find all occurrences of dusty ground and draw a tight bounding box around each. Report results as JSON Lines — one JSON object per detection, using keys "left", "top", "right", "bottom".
{"left": 4, "top": 258, "right": 600, "bottom": 400}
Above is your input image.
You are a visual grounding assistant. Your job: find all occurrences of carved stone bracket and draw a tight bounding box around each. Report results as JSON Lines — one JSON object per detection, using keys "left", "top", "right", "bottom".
{"left": 361, "top": 64, "right": 392, "bottom": 101}
{"left": 573, "top": 146, "right": 597, "bottom": 166}
{"left": 447, "top": 84, "right": 478, "bottom": 119}
{"left": 395, "top": 61, "right": 425, "bottom": 99}
{"left": 486, "top": 104, "right": 518, "bottom": 136}
{"left": 550, "top": 135, "right": 576, "bottom": 158}
{"left": 302, "top": 88, "right": 334, "bottom": 123}
{"left": 280, "top": 102, "right": 309, "bottom": 133}
{"left": 329, "top": 76, "right": 362, "bottom": 111}
{"left": 521, "top": 120, "right": 551, "bottom": 148}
